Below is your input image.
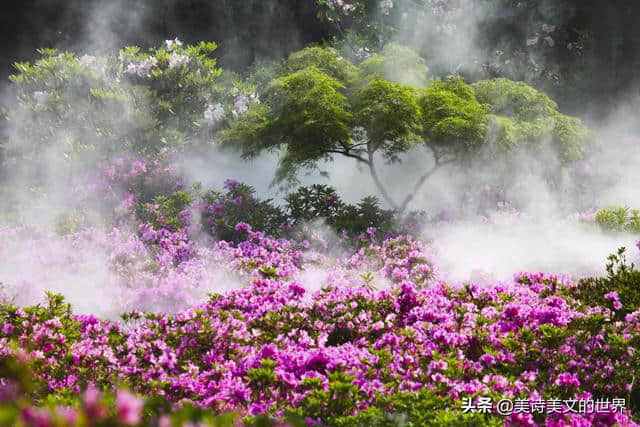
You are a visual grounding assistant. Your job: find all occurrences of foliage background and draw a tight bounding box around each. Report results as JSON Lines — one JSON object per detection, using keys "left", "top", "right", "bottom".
{"left": 1, "top": 0, "right": 639, "bottom": 120}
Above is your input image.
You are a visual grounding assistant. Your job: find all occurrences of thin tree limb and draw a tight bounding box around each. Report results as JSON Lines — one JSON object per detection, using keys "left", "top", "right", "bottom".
{"left": 367, "top": 147, "right": 398, "bottom": 210}
{"left": 400, "top": 157, "right": 456, "bottom": 211}
{"left": 324, "top": 149, "right": 369, "bottom": 165}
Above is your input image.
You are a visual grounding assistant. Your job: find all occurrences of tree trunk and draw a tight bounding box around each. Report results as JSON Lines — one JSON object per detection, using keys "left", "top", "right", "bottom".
{"left": 400, "top": 163, "right": 440, "bottom": 212}
{"left": 366, "top": 149, "right": 398, "bottom": 210}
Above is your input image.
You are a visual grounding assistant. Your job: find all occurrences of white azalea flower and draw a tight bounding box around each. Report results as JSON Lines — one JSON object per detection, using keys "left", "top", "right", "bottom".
{"left": 204, "top": 103, "right": 225, "bottom": 124}
{"left": 165, "top": 38, "right": 183, "bottom": 51}
{"left": 168, "top": 52, "right": 190, "bottom": 69}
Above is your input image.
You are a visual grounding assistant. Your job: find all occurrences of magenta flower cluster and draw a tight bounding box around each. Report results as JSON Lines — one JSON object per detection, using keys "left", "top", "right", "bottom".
{"left": 1, "top": 224, "right": 639, "bottom": 425}
{"left": 1, "top": 158, "right": 639, "bottom": 425}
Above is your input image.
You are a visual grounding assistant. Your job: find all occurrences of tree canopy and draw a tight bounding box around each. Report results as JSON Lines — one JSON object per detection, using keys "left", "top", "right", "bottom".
{"left": 222, "top": 44, "right": 597, "bottom": 211}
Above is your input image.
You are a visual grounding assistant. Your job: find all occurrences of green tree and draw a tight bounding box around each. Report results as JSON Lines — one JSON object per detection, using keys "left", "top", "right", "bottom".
{"left": 222, "top": 44, "right": 596, "bottom": 211}
{"left": 9, "top": 41, "right": 223, "bottom": 161}
{"left": 360, "top": 42, "right": 429, "bottom": 87}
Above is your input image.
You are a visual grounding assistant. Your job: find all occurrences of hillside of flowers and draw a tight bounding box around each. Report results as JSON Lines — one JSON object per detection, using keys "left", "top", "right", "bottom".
{"left": 0, "top": 154, "right": 638, "bottom": 426}
{"left": 2, "top": 2, "right": 640, "bottom": 426}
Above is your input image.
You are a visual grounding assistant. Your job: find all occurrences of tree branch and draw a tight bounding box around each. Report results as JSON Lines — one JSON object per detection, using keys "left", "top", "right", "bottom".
{"left": 350, "top": 142, "right": 368, "bottom": 148}
{"left": 324, "top": 149, "right": 369, "bottom": 165}
{"left": 367, "top": 146, "right": 399, "bottom": 210}
{"left": 400, "top": 157, "right": 456, "bottom": 211}
{"left": 324, "top": 143, "right": 452, "bottom": 212}
{"left": 322, "top": 145, "right": 398, "bottom": 209}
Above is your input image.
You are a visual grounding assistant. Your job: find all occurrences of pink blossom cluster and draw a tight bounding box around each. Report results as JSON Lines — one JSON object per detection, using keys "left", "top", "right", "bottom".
{"left": 124, "top": 57, "right": 159, "bottom": 78}
{"left": 1, "top": 156, "right": 640, "bottom": 424}
{"left": 325, "top": 0, "right": 357, "bottom": 14}
{"left": 1, "top": 225, "right": 639, "bottom": 425}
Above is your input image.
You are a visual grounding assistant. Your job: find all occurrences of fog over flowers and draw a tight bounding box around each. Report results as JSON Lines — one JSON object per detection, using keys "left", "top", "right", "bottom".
{"left": 0, "top": 1, "right": 640, "bottom": 426}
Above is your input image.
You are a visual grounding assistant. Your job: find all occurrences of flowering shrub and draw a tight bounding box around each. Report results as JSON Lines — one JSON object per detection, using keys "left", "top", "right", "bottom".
{"left": 2, "top": 156, "right": 640, "bottom": 424}
{"left": 199, "top": 180, "right": 287, "bottom": 243}
{"left": 79, "top": 156, "right": 182, "bottom": 226}
{"left": 9, "top": 43, "right": 211, "bottom": 161}
{"left": 139, "top": 191, "right": 193, "bottom": 232}
{"left": 1, "top": 228, "right": 640, "bottom": 425}
{"left": 0, "top": 352, "right": 283, "bottom": 426}
{"left": 3, "top": 39, "right": 265, "bottom": 198}
{"left": 570, "top": 247, "right": 640, "bottom": 321}
{"left": 198, "top": 181, "right": 421, "bottom": 244}
{"left": 118, "top": 40, "right": 223, "bottom": 144}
